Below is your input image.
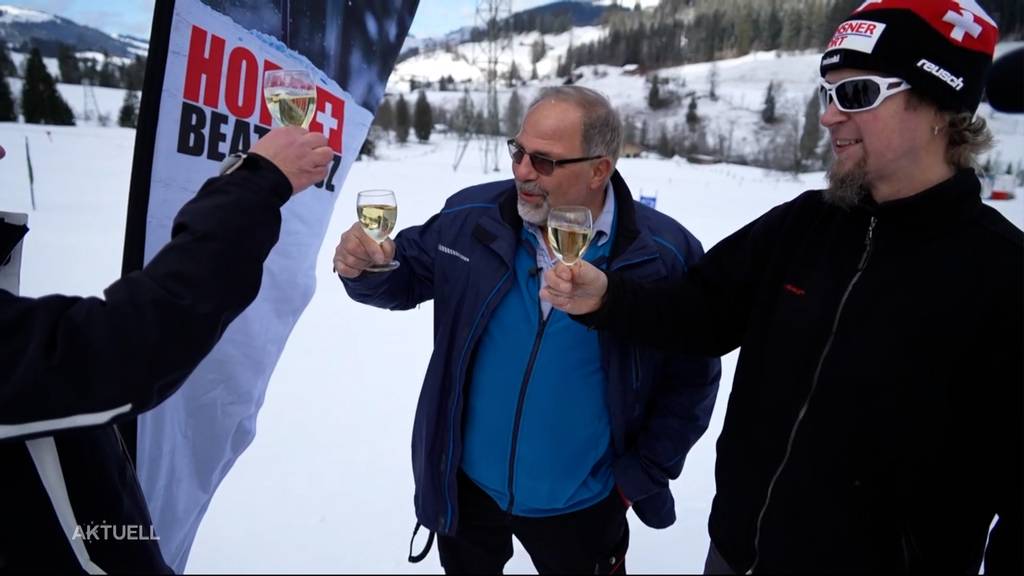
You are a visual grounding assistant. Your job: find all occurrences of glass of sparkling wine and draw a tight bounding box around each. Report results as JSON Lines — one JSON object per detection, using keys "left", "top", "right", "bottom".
{"left": 357, "top": 189, "right": 400, "bottom": 272}
{"left": 547, "top": 205, "right": 593, "bottom": 266}
{"left": 263, "top": 69, "right": 317, "bottom": 128}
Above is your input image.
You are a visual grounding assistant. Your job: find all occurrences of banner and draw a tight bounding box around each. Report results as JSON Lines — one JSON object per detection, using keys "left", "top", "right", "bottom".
{"left": 122, "top": 0, "right": 418, "bottom": 570}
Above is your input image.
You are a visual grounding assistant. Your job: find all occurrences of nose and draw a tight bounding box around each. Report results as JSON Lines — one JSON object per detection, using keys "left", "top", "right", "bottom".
{"left": 819, "top": 101, "right": 848, "bottom": 128}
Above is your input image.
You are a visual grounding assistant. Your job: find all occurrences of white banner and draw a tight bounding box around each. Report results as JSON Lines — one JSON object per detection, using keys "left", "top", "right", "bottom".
{"left": 135, "top": 0, "right": 374, "bottom": 570}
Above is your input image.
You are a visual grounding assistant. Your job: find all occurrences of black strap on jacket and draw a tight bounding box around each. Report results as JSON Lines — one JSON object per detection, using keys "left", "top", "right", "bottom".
{"left": 0, "top": 220, "right": 28, "bottom": 265}
{"left": 407, "top": 521, "right": 435, "bottom": 563}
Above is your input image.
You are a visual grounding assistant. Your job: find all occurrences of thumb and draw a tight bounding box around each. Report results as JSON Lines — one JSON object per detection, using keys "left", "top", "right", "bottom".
{"left": 381, "top": 238, "right": 397, "bottom": 261}
{"left": 554, "top": 262, "right": 574, "bottom": 282}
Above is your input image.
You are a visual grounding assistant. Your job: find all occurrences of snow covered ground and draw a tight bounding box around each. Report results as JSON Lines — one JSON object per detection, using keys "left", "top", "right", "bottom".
{"left": 1, "top": 28, "right": 1023, "bottom": 573}
{"left": 2, "top": 119, "right": 1021, "bottom": 572}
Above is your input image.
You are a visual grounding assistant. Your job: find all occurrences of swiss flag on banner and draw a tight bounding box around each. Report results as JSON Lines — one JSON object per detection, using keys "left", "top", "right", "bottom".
{"left": 854, "top": 0, "right": 998, "bottom": 53}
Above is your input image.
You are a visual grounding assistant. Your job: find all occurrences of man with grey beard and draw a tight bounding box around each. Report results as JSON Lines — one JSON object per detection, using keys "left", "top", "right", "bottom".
{"left": 541, "top": 1, "right": 1021, "bottom": 573}
{"left": 333, "top": 85, "right": 720, "bottom": 573}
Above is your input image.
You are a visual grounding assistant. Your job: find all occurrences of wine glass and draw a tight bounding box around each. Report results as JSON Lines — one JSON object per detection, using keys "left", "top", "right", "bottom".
{"left": 263, "top": 69, "right": 317, "bottom": 128}
{"left": 357, "top": 189, "right": 401, "bottom": 272}
{"left": 546, "top": 206, "right": 593, "bottom": 266}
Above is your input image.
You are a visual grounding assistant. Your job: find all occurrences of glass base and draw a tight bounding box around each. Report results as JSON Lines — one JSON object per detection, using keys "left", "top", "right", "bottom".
{"left": 365, "top": 260, "right": 400, "bottom": 272}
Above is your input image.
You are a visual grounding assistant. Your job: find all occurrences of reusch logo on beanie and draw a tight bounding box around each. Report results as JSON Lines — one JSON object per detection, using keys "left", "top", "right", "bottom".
{"left": 820, "top": 0, "right": 998, "bottom": 113}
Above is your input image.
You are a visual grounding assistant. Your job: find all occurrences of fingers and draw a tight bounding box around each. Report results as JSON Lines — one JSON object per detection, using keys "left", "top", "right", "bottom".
{"left": 333, "top": 223, "right": 374, "bottom": 278}
{"left": 301, "top": 131, "right": 329, "bottom": 149}
{"left": 248, "top": 127, "right": 336, "bottom": 194}
{"left": 352, "top": 226, "right": 388, "bottom": 264}
{"left": 543, "top": 267, "right": 573, "bottom": 293}
{"left": 381, "top": 238, "right": 397, "bottom": 261}
{"left": 333, "top": 222, "right": 394, "bottom": 278}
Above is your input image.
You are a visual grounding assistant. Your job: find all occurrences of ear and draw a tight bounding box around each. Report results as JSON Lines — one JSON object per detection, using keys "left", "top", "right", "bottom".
{"left": 589, "top": 157, "right": 613, "bottom": 190}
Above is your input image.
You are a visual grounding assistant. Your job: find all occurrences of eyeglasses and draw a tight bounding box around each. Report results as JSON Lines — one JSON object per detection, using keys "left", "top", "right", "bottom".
{"left": 507, "top": 139, "right": 602, "bottom": 176}
{"left": 818, "top": 75, "right": 910, "bottom": 113}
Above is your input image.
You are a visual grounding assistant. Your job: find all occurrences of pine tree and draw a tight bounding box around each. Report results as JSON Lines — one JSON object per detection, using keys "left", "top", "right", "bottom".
{"left": 531, "top": 62, "right": 539, "bottom": 81}
{"left": 735, "top": 4, "right": 755, "bottom": 55}
{"left": 823, "top": 0, "right": 863, "bottom": 45}
{"left": 686, "top": 96, "right": 700, "bottom": 128}
{"left": 647, "top": 74, "right": 662, "bottom": 110}
{"left": 656, "top": 126, "right": 673, "bottom": 158}
{"left": 118, "top": 89, "right": 139, "bottom": 128}
{"left": 764, "top": 1, "right": 784, "bottom": 51}
{"left": 21, "top": 48, "right": 75, "bottom": 125}
{"left": 374, "top": 98, "right": 394, "bottom": 140}
{"left": 801, "top": 0, "right": 826, "bottom": 50}
{"left": 530, "top": 37, "right": 547, "bottom": 64}
{"left": 0, "top": 72, "right": 15, "bottom": 121}
{"left": 0, "top": 43, "right": 15, "bottom": 78}
{"left": 799, "top": 88, "right": 822, "bottom": 168}
{"left": 394, "top": 94, "right": 410, "bottom": 144}
{"left": 452, "top": 89, "right": 476, "bottom": 136}
{"left": 57, "top": 44, "right": 82, "bottom": 84}
{"left": 505, "top": 89, "right": 523, "bottom": 136}
{"left": 98, "top": 55, "right": 119, "bottom": 88}
{"left": 485, "top": 90, "right": 501, "bottom": 136}
{"left": 506, "top": 61, "right": 521, "bottom": 88}
{"left": 623, "top": 116, "right": 637, "bottom": 147}
{"left": 761, "top": 81, "right": 777, "bottom": 125}
{"left": 708, "top": 63, "right": 719, "bottom": 102}
{"left": 413, "top": 90, "right": 433, "bottom": 143}
{"left": 122, "top": 55, "right": 147, "bottom": 91}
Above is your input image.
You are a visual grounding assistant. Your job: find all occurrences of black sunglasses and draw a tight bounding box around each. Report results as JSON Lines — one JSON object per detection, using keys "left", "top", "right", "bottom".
{"left": 818, "top": 75, "right": 910, "bottom": 113}
{"left": 507, "top": 139, "right": 602, "bottom": 176}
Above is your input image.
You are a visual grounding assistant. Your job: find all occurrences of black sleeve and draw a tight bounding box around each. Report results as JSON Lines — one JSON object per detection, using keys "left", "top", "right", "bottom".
{"left": 983, "top": 260, "right": 1023, "bottom": 574}
{"left": 0, "top": 154, "right": 292, "bottom": 441}
{"left": 573, "top": 202, "right": 790, "bottom": 358}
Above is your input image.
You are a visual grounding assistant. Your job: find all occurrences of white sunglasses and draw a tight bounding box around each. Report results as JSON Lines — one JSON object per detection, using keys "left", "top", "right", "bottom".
{"left": 818, "top": 75, "right": 911, "bottom": 113}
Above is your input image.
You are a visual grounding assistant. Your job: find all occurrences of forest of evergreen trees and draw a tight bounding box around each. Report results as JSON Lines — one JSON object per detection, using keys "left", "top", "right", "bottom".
{"left": 550, "top": 0, "right": 1021, "bottom": 72}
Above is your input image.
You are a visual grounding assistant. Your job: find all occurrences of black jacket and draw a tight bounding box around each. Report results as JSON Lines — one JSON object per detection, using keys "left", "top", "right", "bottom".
{"left": 579, "top": 170, "right": 1022, "bottom": 573}
{"left": 0, "top": 154, "right": 291, "bottom": 572}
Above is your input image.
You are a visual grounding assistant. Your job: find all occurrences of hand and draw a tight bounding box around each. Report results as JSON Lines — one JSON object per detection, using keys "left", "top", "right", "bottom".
{"left": 333, "top": 222, "right": 397, "bottom": 278}
{"left": 250, "top": 126, "right": 333, "bottom": 194}
{"left": 540, "top": 260, "right": 609, "bottom": 315}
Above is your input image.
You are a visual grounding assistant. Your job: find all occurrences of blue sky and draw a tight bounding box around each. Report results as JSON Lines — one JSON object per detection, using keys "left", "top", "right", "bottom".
{"left": 10, "top": 0, "right": 556, "bottom": 40}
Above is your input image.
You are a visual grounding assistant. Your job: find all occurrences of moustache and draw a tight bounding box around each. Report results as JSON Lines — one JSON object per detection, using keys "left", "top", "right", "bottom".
{"left": 516, "top": 181, "right": 548, "bottom": 198}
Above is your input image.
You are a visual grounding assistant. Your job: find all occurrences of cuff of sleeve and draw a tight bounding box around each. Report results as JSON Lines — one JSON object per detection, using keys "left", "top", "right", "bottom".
{"left": 613, "top": 449, "right": 665, "bottom": 503}
{"left": 238, "top": 153, "right": 293, "bottom": 205}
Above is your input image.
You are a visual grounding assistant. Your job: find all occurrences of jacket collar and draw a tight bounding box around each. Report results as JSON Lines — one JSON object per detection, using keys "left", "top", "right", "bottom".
{"left": 856, "top": 169, "right": 983, "bottom": 239}
{"left": 491, "top": 170, "right": 657, "bottom": 267}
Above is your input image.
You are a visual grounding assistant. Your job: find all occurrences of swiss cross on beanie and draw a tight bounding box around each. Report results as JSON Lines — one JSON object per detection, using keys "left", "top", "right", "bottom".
{"left": 820, "top": 0, "right": 999, "bottom": 113}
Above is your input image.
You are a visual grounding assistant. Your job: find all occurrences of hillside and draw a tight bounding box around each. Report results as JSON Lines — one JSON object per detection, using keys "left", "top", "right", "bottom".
{"left": 0, "top": 4, "right": 145, "bottom": 58}
{"left": 389, "top": 32, "right": 1024, "bottom": 176}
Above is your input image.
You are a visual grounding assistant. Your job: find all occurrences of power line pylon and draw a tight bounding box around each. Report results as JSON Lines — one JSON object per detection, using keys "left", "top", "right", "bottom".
{"left": 453, "top": 0, "right": 513, "bottom": 173}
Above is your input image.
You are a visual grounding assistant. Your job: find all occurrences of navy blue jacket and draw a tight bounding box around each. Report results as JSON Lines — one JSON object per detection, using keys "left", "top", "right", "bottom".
{"left": 343, "top": 171, "right": 720, "bottom": 535}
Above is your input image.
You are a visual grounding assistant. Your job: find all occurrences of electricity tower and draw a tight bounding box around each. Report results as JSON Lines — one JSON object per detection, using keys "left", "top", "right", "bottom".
{"left": 453, "top": 0, "right": 513, "bottom": 173}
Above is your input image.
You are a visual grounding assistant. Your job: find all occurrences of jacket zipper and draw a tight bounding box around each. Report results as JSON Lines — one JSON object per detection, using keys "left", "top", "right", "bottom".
{"left": 506, "top": 302, "right": 551, "bottom": 513}
{"left": 746, "top": 217, "right": 876, "bottom": 573}
{"left": 442, "top": 269, "right": 513, "bottom": 533}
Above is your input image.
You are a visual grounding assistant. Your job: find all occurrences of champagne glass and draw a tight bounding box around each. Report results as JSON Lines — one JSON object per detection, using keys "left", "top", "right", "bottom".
{"left": 357, "top": 189, "right": 400, "bottom": 272}
{"left": 546, "top": 205, "right": 593, "bottom": 266}
{"left": 263, "top": 69, "right": 317, "bottom": 128}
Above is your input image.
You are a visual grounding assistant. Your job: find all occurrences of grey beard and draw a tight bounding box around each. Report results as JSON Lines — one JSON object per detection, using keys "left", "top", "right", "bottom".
{"left": 824, "top": 157, "right": 870, "bottom": 209}
{"left": 516, "top": 182, "right": 550, "bottom": 225}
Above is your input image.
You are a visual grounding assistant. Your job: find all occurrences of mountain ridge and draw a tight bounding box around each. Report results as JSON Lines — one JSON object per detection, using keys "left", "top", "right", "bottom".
{"left": 0, "top": 4, "right": 146, "bottom": 58}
